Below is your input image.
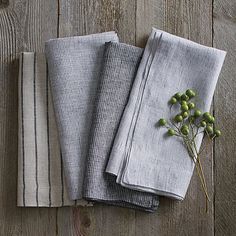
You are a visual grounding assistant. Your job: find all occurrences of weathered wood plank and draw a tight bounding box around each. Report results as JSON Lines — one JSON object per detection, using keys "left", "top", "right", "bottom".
{"left": 0, "top": 0, "right": 235, "bottom": 235}
{"left": 20, "top": 208, "right": 56, "bottom": 236}
{"left": 135, "top": 0, "right": 214, "bottom": 235}
{"left": 213, "top": 0, "right": 236, "bottom": 235}
{"left": 13, "top": 0, "right": 58, "bottom": 52}
{"left": 0, "top": 1, "right": 58, "bottom": 235}
{"left": 59, "top": 0, "right": 136, "bottom": 43}
{"left": 0, "top": 7, "right": 22, "bottom": 236}
{"left": 0, "top": 0, "right": 9, "bottom": 8}
{"left": 57, "top": 0, "right": 137, "bottom": 235}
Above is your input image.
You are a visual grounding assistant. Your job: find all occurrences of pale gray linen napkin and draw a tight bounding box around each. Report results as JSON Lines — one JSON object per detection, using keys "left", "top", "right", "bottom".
{"left": 18, "top": 52, "right": 91, "bottom": 207}
{"left": 83, "top": 42, "right": 159, "bottom": 211}
{"left": 106, "top": 28, "right": 226, "bottom": 200}
{"left": 45, "top": 32, "right": 119, "bottom": 200}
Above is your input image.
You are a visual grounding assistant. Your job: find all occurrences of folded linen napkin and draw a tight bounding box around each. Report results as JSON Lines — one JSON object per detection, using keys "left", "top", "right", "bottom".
{"left": 18, "top": 52, "right": 91, "bottom": 207}
{"left": 45, "top": 32, "right": 119, "bottom": 200}
{"left": 106, "top": 28, "right": 226, "bottom": 200}
{"left": 83, "top": 42, "right": 159, "bottom": 211}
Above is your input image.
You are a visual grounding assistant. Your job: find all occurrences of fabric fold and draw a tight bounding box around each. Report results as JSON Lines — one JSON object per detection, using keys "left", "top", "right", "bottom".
{"left": 18, "top": 52, "right": 90, "bottom": 207}
{"left": 45, "top": 32, "right": 119, "bottom": 200}
{"left": 83, "top": 42, "right": 159, "bottom": 212}
{"left": 106, "top": 28, "right": 226, "bottom": 200}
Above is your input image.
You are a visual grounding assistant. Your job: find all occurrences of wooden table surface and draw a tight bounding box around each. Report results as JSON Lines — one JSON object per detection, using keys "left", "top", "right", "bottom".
{"left": 0, "top": 0, "right": 235, "bottom": 235}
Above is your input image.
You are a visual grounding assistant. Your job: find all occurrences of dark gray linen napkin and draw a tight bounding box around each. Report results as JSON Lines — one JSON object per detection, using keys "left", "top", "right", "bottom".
{"left": 106, "top": 28, "right": 226, "bottom": 200}
{"left": 83, "top": 42, "right": 159, "bottom": 212}
{"left": 45, "top": 32, "right": 119, "bottom": 200}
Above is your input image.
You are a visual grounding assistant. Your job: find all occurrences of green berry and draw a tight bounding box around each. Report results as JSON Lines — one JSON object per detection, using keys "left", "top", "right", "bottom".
{"left": 182, "top": 124, "right": 189, "bottom": 130}
{"left": 182, "top": 111, "right": 189, "bottom": 119}
{"left": 203, "top": 112, "right": 212, "bottom": 121}
{"left": 206, "top": 125, "right": 213, "bottom": 134}
{"left": 203, "top": 112, "right": 214, "bottom": 123}
{"left": 208, "top": 116, "right": 215, "bottom": 124}
{"left": 174, "top": 92, "right": 182, "bottom": 101}
{"left": 174, "top": 114, "right": 183, "bottom": 123}
{"left": 181, "top": 104, "right": 189, "bottom": 111}
{"left": 189, "top": 116, "right": 195, "bottom": 123}
{"left": 167, "top": 128, "right": 176, "bottom": 136}
{"left": 181, "top": 127, "right": 189, "bottom": 135}
{"left": 188, "top": 102, "right": 195, "bottom": 110}
{"left": 200, "top": 120, "right": 207, "bottom": 127}
{"left": 194, "top": 109, "right": 202, "bottom": 117}
{"left": 181, "top": 100, "right": 188, "bottom": 106}
{"left": 186, "top": 89, "right": 196, "bottom": 98}
{"left": 181, "top": 94, "right": 189, "bottom": 101}
{"left": 203, "top": 112, "right": 210, "bottom": 117}
{"left": 214, "top": 129, "right": 221, "bottom": 137}
{"left": 170, "top": 97, "right": 177, "bottom": 104}
{"left": 158, "top": 118, "right": 167, "bottom": 126}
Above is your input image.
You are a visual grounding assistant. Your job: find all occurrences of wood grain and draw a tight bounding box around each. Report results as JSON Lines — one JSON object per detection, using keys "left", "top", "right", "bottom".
{"left": 0, "top": 0, "right": 9, "bottom": 8}
{"left": 0, "top": 8, "right": 21, "bottom": 236}
{"left": 213, "top": 0, "right": 236, "bottom": 235}
{"left": 0, "top": 0, "right": 235, "bottom": 235}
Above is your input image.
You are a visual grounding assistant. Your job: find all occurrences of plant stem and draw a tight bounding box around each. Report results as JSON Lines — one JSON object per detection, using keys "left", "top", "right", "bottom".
{"left": 163, "top": 119, "right": 211, "bottom": 208}
{"left": 183, "top": 137, "right": 210, "bottom": 202}
{"left": 192, "top": 141, "right": 209, "bottom": 199}
{"left": 189, "top": 124, "right": 209, "bottom": 198}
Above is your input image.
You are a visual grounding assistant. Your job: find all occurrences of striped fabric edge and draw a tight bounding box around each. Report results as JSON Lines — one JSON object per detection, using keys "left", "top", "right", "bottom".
{"left": 17, "top": 52, "right": 92, "bottom": 207}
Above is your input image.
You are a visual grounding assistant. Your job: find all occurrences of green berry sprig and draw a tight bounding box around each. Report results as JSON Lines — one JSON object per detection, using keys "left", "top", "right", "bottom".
{"left": 158, "top": 89, "right": 221, "bottom": 212}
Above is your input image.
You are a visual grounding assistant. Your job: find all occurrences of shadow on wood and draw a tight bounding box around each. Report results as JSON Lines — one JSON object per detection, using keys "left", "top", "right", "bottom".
{"left": 0, "top": 8, "right": 22, "bottom": 235}
{"left": 0, "top": 0, "right": 9, "bottom": 8}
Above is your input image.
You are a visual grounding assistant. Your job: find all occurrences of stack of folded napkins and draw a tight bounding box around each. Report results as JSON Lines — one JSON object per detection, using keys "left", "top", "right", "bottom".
{"left": 18, "top": 28, "right": 226, "bottom": 212}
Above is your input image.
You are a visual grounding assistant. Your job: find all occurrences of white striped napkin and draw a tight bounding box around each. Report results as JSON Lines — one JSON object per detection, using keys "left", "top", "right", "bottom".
{"left": 18, "top": 52, "right": 91, "bottom": 207}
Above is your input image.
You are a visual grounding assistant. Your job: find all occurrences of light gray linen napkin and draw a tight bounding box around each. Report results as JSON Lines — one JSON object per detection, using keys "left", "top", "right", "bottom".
{"left": 83, "top": 42, "right": 159, "bottom": 211}
{"left": 18, "top": 52, "right": 91, "bottom": 207}
{"left": 45, "top": 32, "right": 119, "bottom": 200}
{"left": 106, "top": 28, "right": 226, "bottom": 200}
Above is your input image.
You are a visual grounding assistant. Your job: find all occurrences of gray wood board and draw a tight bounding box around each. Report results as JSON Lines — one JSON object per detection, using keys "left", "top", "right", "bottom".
{"left": 0, "top": 0, "right": 235, "bottom": 235}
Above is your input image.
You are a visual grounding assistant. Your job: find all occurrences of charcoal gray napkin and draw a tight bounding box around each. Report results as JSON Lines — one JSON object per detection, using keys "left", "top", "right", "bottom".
{"left": 45, "top": 32, "right": 119, "bottom": 200}
{"left": 83, "top": 42, "right": 159, "bottom": 211}
{"left": 18, "top": 52, "right": 91, "bottom": 207}
{"left": 106, "top": 28, "right": 226, "bottom": 200}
